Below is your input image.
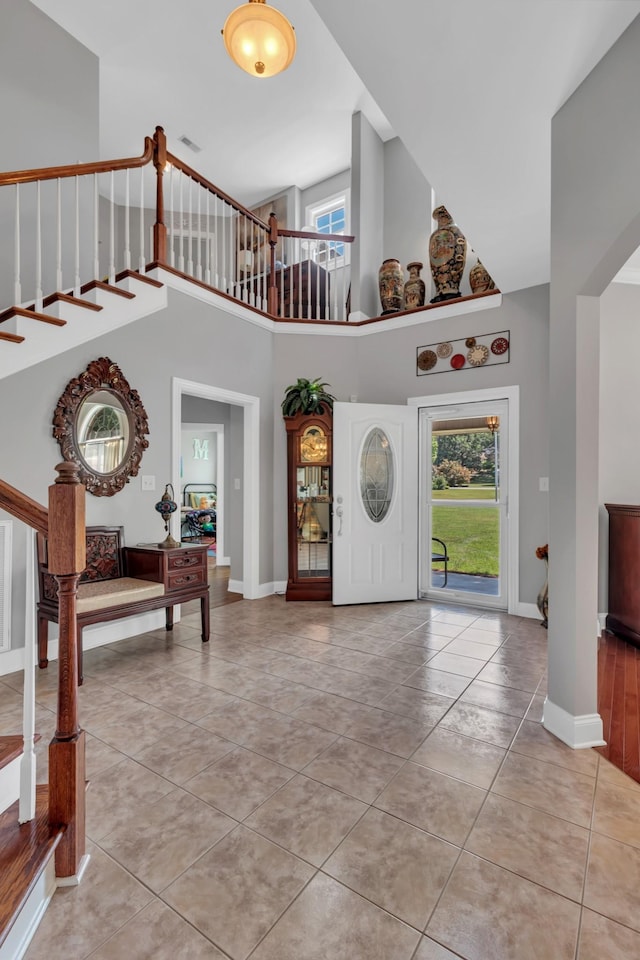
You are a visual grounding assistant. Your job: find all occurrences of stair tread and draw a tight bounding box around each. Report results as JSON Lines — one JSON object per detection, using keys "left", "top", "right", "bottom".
{"left": 0, "top": 331, "right": 24, "bottom": 344}
{"left": 80, "top": 279, "right": 136, "bottom": 300}
{"left": 0, "top": 785, "right": 62, "bottom": 949}
{"left": 0, "top": 736, "right": 23, "bottom": 770}
{"left": 0, "top": 306, "right": 65, "bottom": 327}
{"left": 116, "top": 267, "right": 164, "bottom": 288}
{"left": 39, "top": 291, "right": 103, "bottom": 312}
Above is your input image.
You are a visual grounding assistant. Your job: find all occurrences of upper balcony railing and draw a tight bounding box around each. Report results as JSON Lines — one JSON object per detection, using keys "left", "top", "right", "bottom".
{"left": 0, "top": 126, "right": 354, "bottom": 325}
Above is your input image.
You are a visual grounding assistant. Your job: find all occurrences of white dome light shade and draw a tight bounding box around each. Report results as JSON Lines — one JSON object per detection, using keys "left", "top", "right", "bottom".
{"left": 223, "top": 0, "right": 296, "bottom": 79}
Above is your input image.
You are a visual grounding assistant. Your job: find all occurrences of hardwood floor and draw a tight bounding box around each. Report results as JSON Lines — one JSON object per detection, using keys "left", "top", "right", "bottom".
{"left": 596, "top": 629, "right": 640, "bottom": 783}
{"left": 207, "top": 559, "right": 242, "bottom": 608}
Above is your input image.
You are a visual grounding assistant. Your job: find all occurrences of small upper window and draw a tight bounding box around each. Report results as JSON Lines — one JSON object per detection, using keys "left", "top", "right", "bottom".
{"left": 305, "top": 191, "right": 349, "bottom": 269}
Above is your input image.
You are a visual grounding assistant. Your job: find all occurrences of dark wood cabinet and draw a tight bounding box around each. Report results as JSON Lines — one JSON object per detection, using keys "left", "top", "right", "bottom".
{"left": 124, "top": 542, "right": 210, "bottom": 639}
{"left": 279, "top": 260, "right": 329, "bottom": 319}
{"left": 248, "top": 260, "right": 329, "bottom": 319}
{"left": 284, "top": 409, "right": 332, "bottom": 601}
{"left": 605, "top": 503, "right": 640, "bottom": 646}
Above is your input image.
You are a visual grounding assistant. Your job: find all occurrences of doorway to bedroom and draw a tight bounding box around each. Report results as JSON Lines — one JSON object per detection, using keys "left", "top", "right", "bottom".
{"left": 181, "top": 420, "right": 225, "bottom": 564}
{"left": 172, "top": 378, "right": 261, "bottom": 600}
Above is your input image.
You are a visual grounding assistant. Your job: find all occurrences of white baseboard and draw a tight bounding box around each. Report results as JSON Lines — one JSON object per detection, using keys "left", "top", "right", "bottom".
{"left": 0, "top": 610, "right": 168, "bottom": 676}
{"left": 598, "top": 611, "right": 607, "bottom": 636}
{"left": 217, "top": 556, "right": 231, "bottom": 567}
{"left": 515, "top": 601, "right": 541, "bottom": 620}
{"left": 56, "top": 853, "right": 91, "bottom": 886}
{"left": 228, "top": 580, "right": 283, "bottom": 600}
{"left": 0, "top": 646, "right": 27, "bottom": 676}
{"left": 542, "top": 697, "right": 605, "bottom": 749}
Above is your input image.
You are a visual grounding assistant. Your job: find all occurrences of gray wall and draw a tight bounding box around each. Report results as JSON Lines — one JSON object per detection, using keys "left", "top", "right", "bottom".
{"left": 549, "top": 13, "right": 640, "bottom": 725}
{"left": 350, "top": 112, "right": 384, "bottom": 318}
{"left": 0, "top": 288, "right": 274, "bottom": 647}
{"left": 0, "top": 2, "right": 99, "bottom": 306}
{"left": 272, "top": 285, "right": 550, "bottom": 599}
{"left": 383, "top": 138, "right": 433, "bottom": 294}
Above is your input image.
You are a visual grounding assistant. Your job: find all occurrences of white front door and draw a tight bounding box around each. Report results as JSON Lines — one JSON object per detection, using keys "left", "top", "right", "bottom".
{"left": 332, "top": 401, "right": 418, "bottom": 605}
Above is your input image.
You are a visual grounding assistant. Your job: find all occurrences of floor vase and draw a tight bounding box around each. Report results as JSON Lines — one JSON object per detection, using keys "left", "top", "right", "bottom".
{"left": 378, "top": 258, "right": 404, "bottom": 314}
{"left": 429, "top": 205, "right": 467, "bottom": 303}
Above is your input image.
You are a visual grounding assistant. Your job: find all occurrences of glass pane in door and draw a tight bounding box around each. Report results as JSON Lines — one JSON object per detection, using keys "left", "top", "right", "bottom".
{"left": 429, "top": 412, "right": 503, "bottom": 599}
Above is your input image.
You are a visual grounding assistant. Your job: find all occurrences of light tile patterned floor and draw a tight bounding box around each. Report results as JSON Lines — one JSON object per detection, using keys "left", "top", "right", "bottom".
{"left": 3, "top": 595, "right": 640, "bottom": 959}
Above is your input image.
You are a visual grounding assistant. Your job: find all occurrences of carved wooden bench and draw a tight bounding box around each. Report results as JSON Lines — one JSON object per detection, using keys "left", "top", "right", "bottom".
{"left": 37, "top": 525, "right": 209, "bottom": 683}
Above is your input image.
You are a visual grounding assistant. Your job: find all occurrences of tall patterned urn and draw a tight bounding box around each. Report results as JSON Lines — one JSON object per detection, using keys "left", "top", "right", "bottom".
{"left": 429, "top": 205, "right": 467, "bottom": 303}
{"left": 403, "top": 261, "right": 426, "bottom": 310}
{"left": 378, "top": 258, "right": 404, "bottom": 314}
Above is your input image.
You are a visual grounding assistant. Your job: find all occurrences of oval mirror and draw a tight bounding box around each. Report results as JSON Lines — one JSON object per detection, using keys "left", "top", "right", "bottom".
{"left": 53, "top": 357, "right": 149, "bottom": 497}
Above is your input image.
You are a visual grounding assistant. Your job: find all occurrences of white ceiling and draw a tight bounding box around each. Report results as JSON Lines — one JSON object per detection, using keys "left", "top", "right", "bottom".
{"left": 29, "top": 0, "right": 640, "bottom": 294}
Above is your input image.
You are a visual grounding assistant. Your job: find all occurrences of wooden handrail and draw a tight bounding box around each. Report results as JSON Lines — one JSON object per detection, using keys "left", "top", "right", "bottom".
{"left": 0, "top": 479, "right": 47, "bottom": 536}
{"left": 166, "top": 151, "right": 271, "bottom": 229}
{"left": 0, "top": 137, "right": 154, "bottom": 187}
{"left": 279, "top": 228, "right": 355, "bottom": 242}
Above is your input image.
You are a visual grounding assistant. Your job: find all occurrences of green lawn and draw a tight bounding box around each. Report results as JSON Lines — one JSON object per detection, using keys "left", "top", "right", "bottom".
{"left": 431, "top": 488, "right": 499, "bottom": 576}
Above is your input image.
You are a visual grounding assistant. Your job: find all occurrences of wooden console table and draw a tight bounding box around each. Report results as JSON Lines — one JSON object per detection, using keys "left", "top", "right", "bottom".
{"left": 124, "top": 541, "right": 210, "bottom": 639}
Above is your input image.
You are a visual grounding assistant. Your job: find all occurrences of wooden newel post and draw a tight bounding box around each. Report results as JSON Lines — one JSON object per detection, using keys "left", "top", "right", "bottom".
{"left": 153, "top": 125, "right": 168, "bottom": 265}
{"left": 48, "top": 461, "right": 87, "bottom": 879}
{"left": 268, "top": 212, "right": 279, "bottom": 316}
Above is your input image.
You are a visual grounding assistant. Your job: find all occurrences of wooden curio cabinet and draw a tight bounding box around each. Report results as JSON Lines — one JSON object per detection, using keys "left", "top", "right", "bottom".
{"left": 284, "top": 408, "right": 332, "bottom": 601}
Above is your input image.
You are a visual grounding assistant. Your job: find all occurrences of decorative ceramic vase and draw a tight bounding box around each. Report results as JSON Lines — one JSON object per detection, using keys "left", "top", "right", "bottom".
{"left": 403, "top": 261, "right": 425, "bottom": 310}
{"left": 429, "top": 205, "right": 467, "bottom": 303}
{"left": 378, "top": 258, "right": 404, "bottom": 314}
{"left": 536, "top": 559, "right": 548, "bottom": 628}
{"left": 469, "top": 259, "right": 496, "bottom": 295}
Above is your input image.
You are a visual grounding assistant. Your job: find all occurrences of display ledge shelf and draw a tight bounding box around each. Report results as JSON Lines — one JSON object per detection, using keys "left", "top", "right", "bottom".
{"left": 149, "top": 264, "right": 502, "bottom": 339}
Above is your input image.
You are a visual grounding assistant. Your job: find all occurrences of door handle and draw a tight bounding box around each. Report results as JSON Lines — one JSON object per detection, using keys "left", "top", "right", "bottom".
{"left": 335, "top": 506, "right": 343, "bottom": 536}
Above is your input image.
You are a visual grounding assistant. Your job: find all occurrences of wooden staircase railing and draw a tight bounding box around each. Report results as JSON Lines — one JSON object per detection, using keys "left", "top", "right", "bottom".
{"left": 0, "top": 125, "right": 355, "bottom": 349}
{"left": 0, "top": 463, "right": 86, "bottom": 882}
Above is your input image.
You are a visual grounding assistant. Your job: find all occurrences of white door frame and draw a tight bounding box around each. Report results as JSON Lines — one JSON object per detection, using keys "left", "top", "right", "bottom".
{"left": 172, "top": 378, "right": 261, "bottom": 599}
{"left": 182, "top": 422, "right": 226, "bottom": 565}
{"left": 408, "top": 385, "right": 520, "bottom": 615}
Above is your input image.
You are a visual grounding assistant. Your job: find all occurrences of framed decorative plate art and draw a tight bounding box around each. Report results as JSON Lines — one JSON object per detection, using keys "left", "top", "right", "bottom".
{"left": 416, "top": 330, "right": 510, "bottom": 376}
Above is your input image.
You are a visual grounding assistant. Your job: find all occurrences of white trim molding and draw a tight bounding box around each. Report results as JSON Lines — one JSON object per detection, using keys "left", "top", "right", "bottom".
{"left": 173, "top": 379, "right": 261, "bottom": 600}
{"left": 408, "top": 384, "right": 520, "bottom": 616}
{"left": 542, "top": 697, "right": 605, "bottom": 749}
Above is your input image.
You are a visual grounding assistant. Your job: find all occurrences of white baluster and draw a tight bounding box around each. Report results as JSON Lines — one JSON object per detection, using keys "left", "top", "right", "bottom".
{"left": 169, "top": 165, "right": 175, "bottom": 268}
{"left": 56, "top": 178, "right": 63, "bottom": 292}
{"left": 124, "top": 168, "right": 131, "bottom": 270}
{"left": 93, "top": 174, "right": 100, "bottom": 281}
{"left": 187, "top": 178, "right": 194, "bottom": 276}
{"left": 178, "top": 173, "right": 184, "bottom": 273}
{"left": 74, "top": 176, "right": 81, "bottom": 296}
{"left": 14, "top": 183, "right": 21, "bottom": 305}
{"left": 221, "top": 198, "right": 226, "bottom": 292}
{"left": 197, "top": 186, "right": 202, "bottom": 281}
{"left": 35, "top": 181, "right": 43, "bottom": 312}
{"left": 138, "top": 166, "right": 145, "bottom": 273}
{"left": 109, "top": 169, "right": 115, "bottom": 283}
{"left": 18, "top": 528, "right": 36, "bottom": 824}
{"left": 205, "top": 190, "right": 211, "bottom": 286}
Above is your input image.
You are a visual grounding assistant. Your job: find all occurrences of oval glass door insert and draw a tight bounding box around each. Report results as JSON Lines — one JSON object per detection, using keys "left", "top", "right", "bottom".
{"left": 360, "top": 427, "right": 394, "bottom": 522}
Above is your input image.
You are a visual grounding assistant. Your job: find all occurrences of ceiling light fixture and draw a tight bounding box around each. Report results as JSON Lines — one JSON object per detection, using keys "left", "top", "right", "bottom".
{"left": 222, "top": 0, "right": 296, "bottom": 79}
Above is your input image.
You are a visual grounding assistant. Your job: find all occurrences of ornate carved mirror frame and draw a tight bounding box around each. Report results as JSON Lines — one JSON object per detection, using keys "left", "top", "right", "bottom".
{"left": 52, "top": 357, "right": 150, "bottom": 497}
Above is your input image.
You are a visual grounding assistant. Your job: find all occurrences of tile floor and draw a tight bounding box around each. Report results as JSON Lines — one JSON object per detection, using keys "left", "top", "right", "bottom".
{"left": 2, "top": 595, "right": 640, "bottom": 959}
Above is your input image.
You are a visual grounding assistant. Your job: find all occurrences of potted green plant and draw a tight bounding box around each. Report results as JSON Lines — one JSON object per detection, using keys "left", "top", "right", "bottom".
{"left": 281, "top": 377, "right": 335, "bottom": 416}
